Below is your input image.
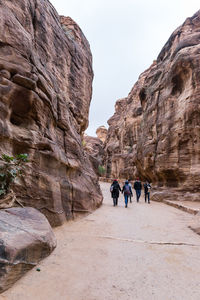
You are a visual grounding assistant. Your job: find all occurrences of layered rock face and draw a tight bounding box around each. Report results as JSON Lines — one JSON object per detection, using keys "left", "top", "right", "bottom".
{"left": 0, "top": 0, "right": 102, "bottom": 226}
{"left": 0, "top": 207, "right": 56, "bottom": 293}
{"left": 104, "top": 11, "right": 200, "bottom": 200}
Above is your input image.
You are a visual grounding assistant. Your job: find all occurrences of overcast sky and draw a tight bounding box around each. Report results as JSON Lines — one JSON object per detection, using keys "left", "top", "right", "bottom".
{"left": 50, "top": 0, "right": 199, "bottom": 136}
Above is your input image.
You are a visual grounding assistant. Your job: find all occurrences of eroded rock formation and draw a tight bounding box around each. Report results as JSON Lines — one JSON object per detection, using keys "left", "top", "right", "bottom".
{"left": 104, "top": 11, "right": 200, "bottom": 201}
{"left": 0, "top": 0, "right": 102, "bottom": 226}
{"left": 0, "top": 207, "right": 56, "bottom": 293}
{"left": 96, "top": 126, "right": 108, "bottom": 143}
{"left": 84, "top": 134, "right": 105, "bottom": 176}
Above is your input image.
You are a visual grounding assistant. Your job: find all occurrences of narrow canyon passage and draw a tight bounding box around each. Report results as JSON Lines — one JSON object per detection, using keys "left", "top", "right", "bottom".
{"left": 2, "top": 182, "right": 200, "bottom": 300}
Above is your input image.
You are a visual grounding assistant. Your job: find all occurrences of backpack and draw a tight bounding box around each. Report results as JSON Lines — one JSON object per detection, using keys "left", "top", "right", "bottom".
{"left": 110, "top": 184, "right": 118, "bottom": 193}
{"left": 124, "top": 184, "right": 130, "bottom": 195}
{"left": 144, "top": 183, "right": 151, "bottom": 193}
{"left": 147, "top": 184, "right": 151, "bottom": 191}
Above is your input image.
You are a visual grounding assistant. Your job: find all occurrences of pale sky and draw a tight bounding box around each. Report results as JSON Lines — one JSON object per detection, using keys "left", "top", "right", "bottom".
{"left": 50, "top": 0, "right": 199, "bottom": 136}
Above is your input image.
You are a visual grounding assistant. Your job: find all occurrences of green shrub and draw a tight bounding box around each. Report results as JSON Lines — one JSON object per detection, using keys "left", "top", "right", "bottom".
{"left": 98, "top": 165, "right": 106, "bottom": 176}
{"left": 0, "top": 153, "right": 28, "bottom": 198}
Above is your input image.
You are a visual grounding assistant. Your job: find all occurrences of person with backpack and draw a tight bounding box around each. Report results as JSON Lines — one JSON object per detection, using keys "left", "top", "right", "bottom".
{"left": 144, "top": 181, "right": 151, "bottom": 203}
{"left": 128, "top": 179, "right": 132, "bottom": 203}
{"left": 110, "top": 180, "right": 121, "bottom": 206}
{"left": 122, "top": 180, "right": 133, "bottom": 208}
{"left": 134, "top": 178, "right": 142, "bottom": 202}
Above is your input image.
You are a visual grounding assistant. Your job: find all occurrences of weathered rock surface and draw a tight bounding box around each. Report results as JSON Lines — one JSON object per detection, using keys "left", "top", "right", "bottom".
{"left": 84, "top": 135, "right": 104, "bottom": 162}
{"left": 0, "top": 207, "right": 56, "bottom": 293}
{"left": 0, "top": 0, "right": 102, "bottom": 226}
{"left": 96, "top": 126, "right": 108, "bottom": 143}
{"left": 104, "top": 11, "right": 200, "bottom": 201}
{"left": 84, "top": 134, "right": 105, "bottom": 175}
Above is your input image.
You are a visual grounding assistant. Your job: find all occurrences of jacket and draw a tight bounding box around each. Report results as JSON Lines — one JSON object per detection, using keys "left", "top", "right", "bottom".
{"left": 144, "top": 183, "right": 151, "bottom": 194}
{"left": 134, "top": 180, "right": 142, "bottom": 190}
{"left": 110, "top": 182, "right": 121, "bottom": 198}
{"left": 122, "top": 183, "right": 133, "bottom": 195}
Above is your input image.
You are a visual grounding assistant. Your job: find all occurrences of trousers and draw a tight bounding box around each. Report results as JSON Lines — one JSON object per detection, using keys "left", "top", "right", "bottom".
{"left": 135, "top": 189, "right": 141, "bottom": 202}
{"left": 145, "top": 192, "right": 150, "bottom": 203}
{"left": 113, "top": 197, "right": 118, "bottom": 206}
{"left": 124, "top": 194, "right": 128, "bottom": 207}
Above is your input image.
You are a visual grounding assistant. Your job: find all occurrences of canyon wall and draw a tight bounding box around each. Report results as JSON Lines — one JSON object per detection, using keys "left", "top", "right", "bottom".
{"left": 104, "top": 11, "right": 200, "bottom": 201}
{"left": 0, "top": 0, "right": 102, "bottom": 226}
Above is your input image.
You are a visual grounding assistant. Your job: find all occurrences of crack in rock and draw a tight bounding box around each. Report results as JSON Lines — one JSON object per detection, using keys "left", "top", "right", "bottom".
{"left": 98, "top": 235, "right": 200, "bottom": 247}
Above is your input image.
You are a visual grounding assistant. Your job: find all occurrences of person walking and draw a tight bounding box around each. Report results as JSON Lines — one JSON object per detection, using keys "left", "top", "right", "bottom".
{"left": 134, "top": 178, "right": 142, "bottom": 202}
{"left": 128, "top": 179, "right": 132, "bottom": 203}
{"left": 144, "top": 181, "right": 151, "bottom": 203}
{"left": 122, "top": 180, "right": 133, "bottom": 208}
{"left": 110, "top": 179, "right": 121, "bottom": 206}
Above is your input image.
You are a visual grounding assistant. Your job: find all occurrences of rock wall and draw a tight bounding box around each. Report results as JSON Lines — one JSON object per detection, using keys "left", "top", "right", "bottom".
{"left": 0, "top": 0, "right": 102, "bottom": 226}
{"left": 104, "top": 11, "right": 200, "bottom": 201}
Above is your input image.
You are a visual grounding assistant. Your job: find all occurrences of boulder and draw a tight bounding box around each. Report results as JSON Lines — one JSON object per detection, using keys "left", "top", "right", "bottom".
{"left": 0, "top": 207, "right": 56, "bottom": 293}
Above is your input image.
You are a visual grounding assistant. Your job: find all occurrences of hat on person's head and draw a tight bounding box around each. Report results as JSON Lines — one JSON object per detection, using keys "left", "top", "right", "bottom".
{"left": 125, "top": 180, "right": 129, "bottom": 184}
{"left": 114, "top": 179, "right": 117, "bottom": 181}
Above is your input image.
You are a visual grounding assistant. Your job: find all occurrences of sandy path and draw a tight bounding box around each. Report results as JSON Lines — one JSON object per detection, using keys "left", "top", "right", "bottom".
{"left": 2, "top": 182, "right": 200, "bottom": 300}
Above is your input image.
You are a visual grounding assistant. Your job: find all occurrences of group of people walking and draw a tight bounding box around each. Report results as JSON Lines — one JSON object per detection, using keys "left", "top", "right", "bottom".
{"left": 110, "top": 178, "right": 151, "bottom": 208}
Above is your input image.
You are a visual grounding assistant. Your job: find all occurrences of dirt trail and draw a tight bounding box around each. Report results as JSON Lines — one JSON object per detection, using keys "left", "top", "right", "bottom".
{"left": 2, "top": 182, "right": 200, "bottom": 300}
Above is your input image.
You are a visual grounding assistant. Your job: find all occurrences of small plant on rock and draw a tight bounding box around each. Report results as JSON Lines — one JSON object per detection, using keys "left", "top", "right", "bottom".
{"left": 0, "top": 154, "right": 28, "bottom": 201}
{"left": 98, "top": 165, "right": 106, "bottom": 176}
{"left": 82, "top": 139, "right": 86, "bottom": 147}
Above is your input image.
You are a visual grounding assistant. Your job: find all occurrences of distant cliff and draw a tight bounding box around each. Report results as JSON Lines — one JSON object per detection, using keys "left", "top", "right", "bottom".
{"left": 83, "top": 126, "right": 108, "bottom": 176}
{"left": 0, "top": 0, "right": 102, "bottom": 226}
{"left": 104, "top": 11, "right": 200, "bottom": 201}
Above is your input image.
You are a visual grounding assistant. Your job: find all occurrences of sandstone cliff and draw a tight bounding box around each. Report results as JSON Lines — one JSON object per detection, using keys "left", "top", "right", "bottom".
{"left": 0, "top": 0, "right": 102, "bottom": 226}
{"left": 104, "top": 11, "right": 200, "bottom": 201}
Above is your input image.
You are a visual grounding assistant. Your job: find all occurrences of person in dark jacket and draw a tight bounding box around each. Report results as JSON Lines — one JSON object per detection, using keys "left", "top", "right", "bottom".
{"left": 122, "top": 180, "right": 133, "bottom": 208}
{"left": 144, "top": 181, "right": 151, "bottom": 203}
{"left": 134, "top": 178, "right": 142, "bottom": 202}
{"left": 128, "top": 179, "right": 132, "bottom": 203}
{"left": 110, "top": 180, "right": 121, "bottom": 206}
